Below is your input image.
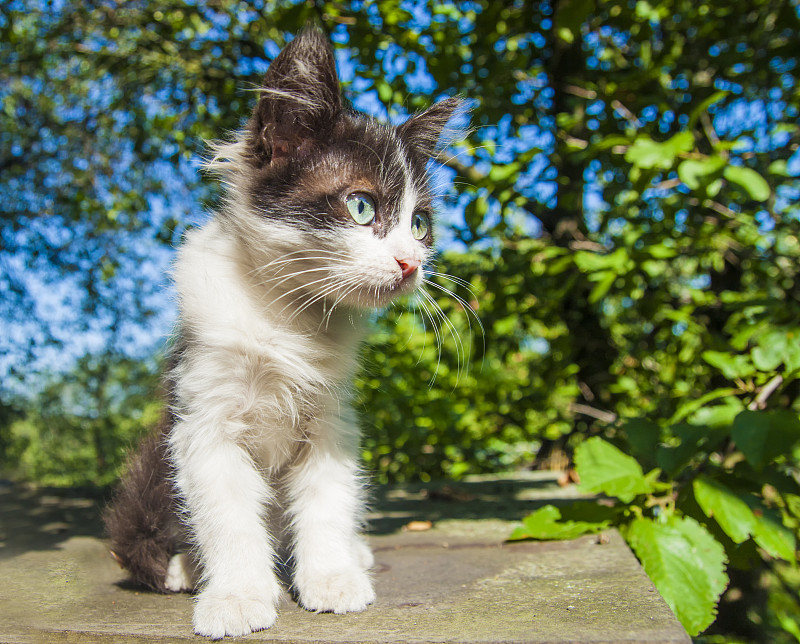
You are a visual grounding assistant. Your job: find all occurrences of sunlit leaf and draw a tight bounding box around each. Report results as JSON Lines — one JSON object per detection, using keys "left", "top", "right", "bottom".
{"left": 693, "top": 476, "right": 757, "bottom": 544}
{"left": 575, "top": 437, "right": 656, "bottom": 502}
{"left": 731, "top": 411, "right": 800, "bottom": 470}
{"left": 624, "top": 516, "right": 728, "bottom": 636}
{"left": 701, "top": 351, "right": 755, "bottom": 380}
{"left": 723, "top": 166, "right": 771, "bottom": 201}
{"left": 508, "top": 504, "right": 612, "bottom": 541}
{"left": 678, "top": 156, "right": 726, "bottom": 190}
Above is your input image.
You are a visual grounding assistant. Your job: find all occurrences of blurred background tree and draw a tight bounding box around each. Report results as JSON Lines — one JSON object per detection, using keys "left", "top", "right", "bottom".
{"left": 3, "top": 0, "right": 800, "bottom": 640}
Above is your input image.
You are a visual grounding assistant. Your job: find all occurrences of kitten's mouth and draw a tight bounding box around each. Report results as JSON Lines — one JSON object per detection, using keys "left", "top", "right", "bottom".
{"left": 390, "top": 268, "right": 422, "bottom": 292}
{"left": 380, "top": 273, "right": 421, "bottom": 300}
{"left": 337, "top": 276, "right": 418, "bottom": 309}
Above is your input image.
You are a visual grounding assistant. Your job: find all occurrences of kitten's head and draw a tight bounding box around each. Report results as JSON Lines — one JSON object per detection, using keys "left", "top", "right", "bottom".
{"left": 209, "top": 27, "right": 464, "bottom": 312}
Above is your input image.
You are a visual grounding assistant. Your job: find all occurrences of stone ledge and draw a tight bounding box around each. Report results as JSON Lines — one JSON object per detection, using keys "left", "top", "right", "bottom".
{"left": 0, "top": 474, "right": 690, "bottom": 644}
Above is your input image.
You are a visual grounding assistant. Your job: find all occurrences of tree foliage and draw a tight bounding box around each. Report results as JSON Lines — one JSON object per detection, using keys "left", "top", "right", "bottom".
{"left": 3, "top": 0, "right": 800, "bottom": 640}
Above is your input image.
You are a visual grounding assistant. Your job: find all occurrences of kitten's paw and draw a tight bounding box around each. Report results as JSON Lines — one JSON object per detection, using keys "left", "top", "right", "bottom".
{"left": 164, "top": 553, "right": 195, "bottom": 593}
{"left": 193, "top": 589, "right": 278, "bottom": 639}
{"left": 297, "top": 568, "right": 375, "bottom": 614}
{"left": 353, "top": 536, "right": 375, "bottom": 570}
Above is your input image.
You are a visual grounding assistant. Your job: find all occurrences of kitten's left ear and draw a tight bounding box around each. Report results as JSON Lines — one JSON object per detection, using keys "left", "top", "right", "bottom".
{"left": 397, "top": 96, "right": 467, "bottom": 159}
{"left": 248, "top": 27, "right": 342, "bottom": 166}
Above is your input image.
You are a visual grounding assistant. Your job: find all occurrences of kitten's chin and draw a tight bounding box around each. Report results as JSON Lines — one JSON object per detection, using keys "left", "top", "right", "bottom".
{"left": 332, "top": 278, "right": 419, "bottom": 310}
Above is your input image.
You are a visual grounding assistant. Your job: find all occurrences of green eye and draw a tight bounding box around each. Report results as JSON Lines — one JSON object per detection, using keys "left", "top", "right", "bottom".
{"left": 411, "top": 211, "right": 430, "bottom": 240}
{"left": 345, "top": 192, "right": 376, "bottom": 225}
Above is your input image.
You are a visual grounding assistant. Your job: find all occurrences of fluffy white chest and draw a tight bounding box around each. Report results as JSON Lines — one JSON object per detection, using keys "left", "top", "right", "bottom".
{"left": 171, "top": 220, "right": 364, "bottom": 471}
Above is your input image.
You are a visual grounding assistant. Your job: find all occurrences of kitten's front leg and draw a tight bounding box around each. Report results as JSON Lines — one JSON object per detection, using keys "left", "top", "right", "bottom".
{"left": 285, "top": 423, "right": 375, "bottom": 614}
{"left": 171, "top": 422, "right": 281, "bottom": 639}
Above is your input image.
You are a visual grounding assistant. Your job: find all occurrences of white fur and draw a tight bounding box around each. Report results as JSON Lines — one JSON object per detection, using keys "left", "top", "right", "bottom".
{"left": 168, "top": 136, "right": 427, "bottom": 638}
{"left": 164, "top": 553, "right": 196, "bottom": 592}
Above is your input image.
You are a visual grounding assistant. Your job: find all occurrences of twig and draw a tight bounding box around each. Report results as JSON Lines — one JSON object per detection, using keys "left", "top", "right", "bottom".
{"left": 564, "top": 84, "right": 597, "bottom": 100}
{"left": 564, "top": 136, "right": 588, "bottom": 149}
{"left": 702, "top": 199, "right": 736, "bottom": 218}
{"left": 570, "top": 403, "right": 618, "bottom": 424}
{"left": 748, "top": 374, "right": 784, "bottom": 411}
{"left": 653, "top": 178, "right": 682, "bottom": 191}
{"left": 569, "top": 240, "right": 607, "bottom": 252}
{"left": 611, "top": 99, "right": 642, "bottom": 129}
{"left": 701, "top": 112, "right": 721, "bottom": 148}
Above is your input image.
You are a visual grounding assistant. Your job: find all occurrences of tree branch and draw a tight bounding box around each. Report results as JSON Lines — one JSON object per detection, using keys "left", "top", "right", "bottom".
{"left": 748, "top": 375, "right": 784, "bottom": 411}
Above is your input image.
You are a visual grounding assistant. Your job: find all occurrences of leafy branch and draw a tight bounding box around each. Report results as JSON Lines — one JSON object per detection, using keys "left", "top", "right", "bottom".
{"left": 510, "top": 404, "right": 800, "bottom": 636}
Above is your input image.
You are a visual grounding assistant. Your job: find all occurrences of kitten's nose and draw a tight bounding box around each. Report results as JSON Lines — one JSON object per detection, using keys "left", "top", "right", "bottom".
{"left": 396, "top": 257, "right": 421, "bottom": 279}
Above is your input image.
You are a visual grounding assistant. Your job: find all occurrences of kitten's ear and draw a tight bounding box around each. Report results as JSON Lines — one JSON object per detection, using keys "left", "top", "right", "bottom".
{"left": 397, "top": 96, "right": 467, "bottom": 160}
{"left": 249, "top": 27, "right": 342, "bottom": 166}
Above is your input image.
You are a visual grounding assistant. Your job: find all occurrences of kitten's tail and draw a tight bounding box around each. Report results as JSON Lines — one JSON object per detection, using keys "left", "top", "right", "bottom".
{"left": 103, "top": 414, "right": 181, "bottom": 592}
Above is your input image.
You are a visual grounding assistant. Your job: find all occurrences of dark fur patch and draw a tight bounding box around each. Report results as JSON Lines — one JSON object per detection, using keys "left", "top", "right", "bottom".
{"left": 243, "top": 26, "right": 463, "bottom": 244}
{"left": 397, "top": 96, "right": 464, "bottom": 160}
{"left": 103, "top": 411, "right": 180, "bottom": 593}
{"left": 247, "top": 114, "right": 413, "bottom": 239}
{"left": 249, "top": 27, "right": 341, "bottom": 166}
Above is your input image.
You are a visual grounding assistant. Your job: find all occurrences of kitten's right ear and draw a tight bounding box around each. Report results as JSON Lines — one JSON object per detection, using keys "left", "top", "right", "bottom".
{"left": 248, "top": 27, "right": 342, "bottom": 166}
{"left": 397, "top": 96, "right": 467, "bottom": 160}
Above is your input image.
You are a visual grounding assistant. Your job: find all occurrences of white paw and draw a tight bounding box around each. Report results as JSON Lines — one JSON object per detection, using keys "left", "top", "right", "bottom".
{"left": 296, "top": 568, "right": 375, "bottom": 614}
{"left": 164, "top": 553, "right": 195, "bottom": 593}
{"left": 353, "top": 537, "right": 375, "bottom": 570}
{"left": 193, "top": 589, "right": 278, "bottom": 639}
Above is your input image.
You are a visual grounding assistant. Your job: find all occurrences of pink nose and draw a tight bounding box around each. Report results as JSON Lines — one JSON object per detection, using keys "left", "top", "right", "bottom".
{"left": 396, "top": 257, "right": 421, "bottom": 279}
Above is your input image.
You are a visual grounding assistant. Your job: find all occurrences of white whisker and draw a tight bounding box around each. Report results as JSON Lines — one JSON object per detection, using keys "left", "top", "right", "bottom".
{"left": 424, "top": 270, "right": 477, "bottom": 294}
{"left": 422, "top": 277, "right": 485, "bottom": 337}
{"left": 418, "top": 286, "right": 466, "bottom": 386}
{"left": 414, "top": 292, "right": 444, "bottom": 387}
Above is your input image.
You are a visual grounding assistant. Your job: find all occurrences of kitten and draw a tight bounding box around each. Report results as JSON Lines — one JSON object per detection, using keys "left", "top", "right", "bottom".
{"left": 104, "top": 27, "right": 463, "bottom": 639}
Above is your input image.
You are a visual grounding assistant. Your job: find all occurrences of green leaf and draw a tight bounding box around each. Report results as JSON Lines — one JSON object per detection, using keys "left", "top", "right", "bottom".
{"left": 625, "top": 137, "right": 673, "bottom": 169}
{"left": 751, "top": 329, "right": 788, "bottom": 371}
{"left": 574, "top": 248, "right": 631, "bottom": 273}
{"left": 701, "top": 350, "right": 755, "bottom": 380}
{"left": 489, "top": 162, "right": 521, "bottom": 182}
{"left": 623, "top": 418, "right": 661, "bottom": 471}
{"left": 723, "top": 165, "right": 771, "bottom": 201}
{"left": 624, "top": 139, "right": 664, "bottom": 169}
{"left": 376, "top": 80, "right": 393, "bottom": 103}
{"left": 558, "top": 500, "right": 621, "bottom": 524}
{"left": 588, "top": 271, "right": 617, "bottom": 303}
{"left": 693, "top": 476, "right": 757, "bottom": 544}
{"left": 688, "top": 397, "right": 745, "bottom": 428}
{"left": 706, "top": 178, "right": 723, "bottom": 197}
{"left": 694, "top": 479, "right": 795, "bottom": 561}
{"left": 666, "top": 131, "right": 695, "bottom": 155}
{"left": 590, "top": 134, "right": 630, "bottom": 152}
{"left": 556, "top": 27, "right": 575, "bottom": 44}
{"left": 624, "top": 516, "right": 728, "bottom": 636}
{"left": 749, "top": 504, "right": 796, "bottom": 561}
{"left": 669, "top": 387, "right": 741, "bottom": 425}
{"left": 768, "top": 159, "right": 791, "bottom": 176}
{"left": 785, "top": 334, "right": 800, "bottom": 374}
{"left": 787, "top": 495, "right": 800, "bottom": 523}
{"left": 677, "top": 156, "right": 726, "bottom": 190}
{"left": 646, "top": 243, "right": 677, "bottom": 259}
{"left": 635, "top": 0, "right": 662, "bottom": 23}
{"left": 508, "top": 504, "right": 611, "bottom": 541}
{"left": 731, "top": 411, "right": 800, "bottom": 470}
{"left": 751, "top": 347, "right": 783, "bottom": 372}
{"left": 575, "top": 437, "right": 656, "bottom": 502}
{"left": 657, "top": 424, "right": 721, "bottom": 476}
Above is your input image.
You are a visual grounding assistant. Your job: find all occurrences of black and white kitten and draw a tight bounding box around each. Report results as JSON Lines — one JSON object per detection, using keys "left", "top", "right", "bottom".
{"left": 104, "top": 27, "right": 463, "bottom": 639}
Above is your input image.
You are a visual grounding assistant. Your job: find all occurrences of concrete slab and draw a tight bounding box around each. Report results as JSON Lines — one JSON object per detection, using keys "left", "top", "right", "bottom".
{"left": 0, "top": 475, "right": 690, "bottom": 643}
